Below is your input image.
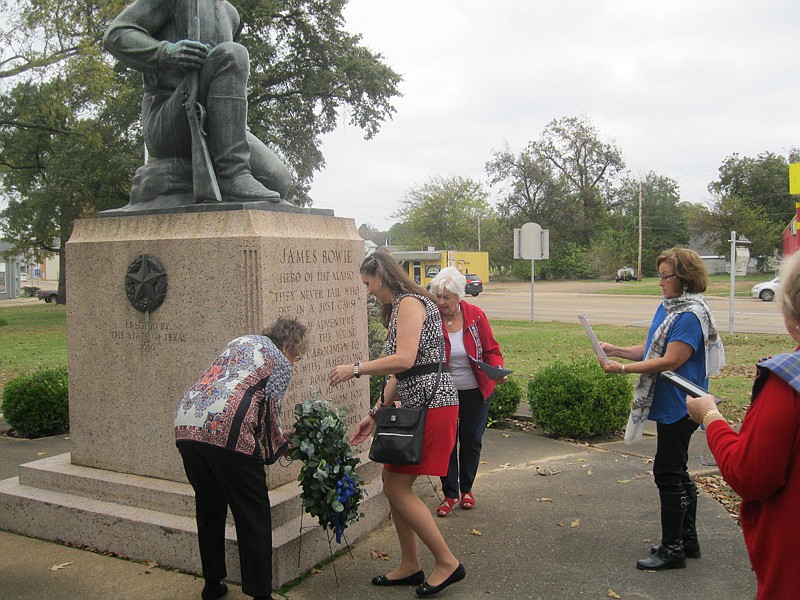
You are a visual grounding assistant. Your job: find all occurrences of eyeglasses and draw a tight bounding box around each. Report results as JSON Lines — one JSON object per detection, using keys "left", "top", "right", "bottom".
{"left": 657, "top": 273, "right": 676, "bottom": 281}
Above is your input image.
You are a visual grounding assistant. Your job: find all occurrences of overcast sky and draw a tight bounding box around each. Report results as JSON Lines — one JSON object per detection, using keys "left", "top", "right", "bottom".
{"left": 307, "top": 0, "right": 799, "bottom": 231}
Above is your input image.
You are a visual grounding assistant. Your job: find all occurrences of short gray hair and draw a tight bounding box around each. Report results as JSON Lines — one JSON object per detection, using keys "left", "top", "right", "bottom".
{"left": 430, "top": 267, "right": 466, "bottom": 300}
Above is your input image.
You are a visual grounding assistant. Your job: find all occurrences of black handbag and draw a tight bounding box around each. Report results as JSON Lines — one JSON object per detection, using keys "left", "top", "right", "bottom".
{"left": 368, "top": 347, "right": 444, "bottom": 466}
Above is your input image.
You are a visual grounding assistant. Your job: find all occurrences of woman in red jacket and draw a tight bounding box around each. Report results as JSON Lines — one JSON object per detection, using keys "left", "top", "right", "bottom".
{"left": 430, "top": 267, "right": 506, "bottom": 517}
{"left": 687, "top": 250, "right": 800, "bottom": 600}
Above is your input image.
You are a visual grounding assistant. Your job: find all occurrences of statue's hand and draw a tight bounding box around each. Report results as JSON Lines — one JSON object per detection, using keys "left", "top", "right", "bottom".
{"left": 163, "top": 40, "right": 209, "bottom": 70}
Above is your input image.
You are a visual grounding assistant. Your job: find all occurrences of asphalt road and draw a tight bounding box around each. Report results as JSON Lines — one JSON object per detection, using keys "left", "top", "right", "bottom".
{"left": 470, "top": 280, "right": 785, "bottom": 335}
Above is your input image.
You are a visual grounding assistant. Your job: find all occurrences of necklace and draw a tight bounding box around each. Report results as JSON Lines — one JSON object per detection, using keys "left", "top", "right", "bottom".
{"left": 446, "top": 305, "right": 461, "bottom": 327}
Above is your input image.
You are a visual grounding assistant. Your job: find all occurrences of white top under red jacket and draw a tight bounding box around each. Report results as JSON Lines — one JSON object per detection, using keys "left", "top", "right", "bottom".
{"left": 442, "top": 300, "right": 504, "bottom": 401}
{"left": 174, "top": 335, "right": 291, "bottom": 464}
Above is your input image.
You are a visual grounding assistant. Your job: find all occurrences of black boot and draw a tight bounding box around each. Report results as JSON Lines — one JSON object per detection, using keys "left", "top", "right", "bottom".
{"left": 637, "top": 492, "right": 687, "bottom": 571}
{"left": 207, "top": 97, "right": 282, "bottom": 202}
{"left": 681, "top": 482, "right": 701, "bottom": 558}
{"left": 649, "top": 482, "right": 701, "bottom": 558}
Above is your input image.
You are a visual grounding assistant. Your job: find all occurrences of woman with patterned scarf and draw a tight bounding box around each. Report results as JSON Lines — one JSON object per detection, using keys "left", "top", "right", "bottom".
{"left": 686, "top": 251, "right": 800, "bottom": 600}
{"left": 599, "top": 248, "right": 725, "bottom": 571}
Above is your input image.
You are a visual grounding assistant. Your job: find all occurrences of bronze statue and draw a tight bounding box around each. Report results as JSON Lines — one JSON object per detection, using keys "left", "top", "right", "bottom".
{"left": 104, "top": 0, "right": 293, "bottom": 210}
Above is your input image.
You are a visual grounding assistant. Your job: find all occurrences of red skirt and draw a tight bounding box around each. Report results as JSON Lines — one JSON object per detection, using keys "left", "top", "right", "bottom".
{"left": 384, "top": 405, "right": 458, "bottom": 476}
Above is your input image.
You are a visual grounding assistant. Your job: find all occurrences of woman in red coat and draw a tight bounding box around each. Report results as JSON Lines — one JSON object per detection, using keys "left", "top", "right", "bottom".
{"left": 429, "top": 267, "right": 506, "bottom": 517}
{"left": 687, "top": 250, "right": 800, "bottom": 600}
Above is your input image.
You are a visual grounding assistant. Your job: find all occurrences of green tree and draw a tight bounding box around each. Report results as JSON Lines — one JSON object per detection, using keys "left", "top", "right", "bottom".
{"left": 392, "top": 175, "right": 496, "bottom": 252}
{"left": 533, "top": 115, "right": 625, "bottom": 242}
{"left": 689, "top": 195, "right": 782, "bottom": 261}
{"left": 486, "top": 116, "right": 625, "bottom": 278}
{"left": 614, "top": 172, "right": 690, "bottom": 277}
{"left": 708, "top": 152, "right": 793, "bottom": 229}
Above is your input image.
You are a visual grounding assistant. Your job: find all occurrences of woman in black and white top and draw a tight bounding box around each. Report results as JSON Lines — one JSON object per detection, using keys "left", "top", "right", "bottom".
{"left": 329, "top": 250, "right": 465, "bottom": 597}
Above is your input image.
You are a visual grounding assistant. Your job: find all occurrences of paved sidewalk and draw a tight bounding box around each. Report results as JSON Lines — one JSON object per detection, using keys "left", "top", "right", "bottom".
{"left": 0, "top": 422, "right": 756, "bottom": 600}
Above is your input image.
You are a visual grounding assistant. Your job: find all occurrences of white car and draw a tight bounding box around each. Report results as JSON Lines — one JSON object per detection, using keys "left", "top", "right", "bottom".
{"left": 751, "top": 277, "right": 779, "bottom": 302}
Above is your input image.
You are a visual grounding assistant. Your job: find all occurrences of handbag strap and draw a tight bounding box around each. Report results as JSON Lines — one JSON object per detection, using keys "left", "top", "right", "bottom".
{"left": 382, "top": 341, "right": 445, "bottom": 409}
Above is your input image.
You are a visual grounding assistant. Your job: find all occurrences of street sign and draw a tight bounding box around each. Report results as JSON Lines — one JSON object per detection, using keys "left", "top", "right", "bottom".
{"left": 514, "top": 222, "right": 549, "bottom": 260}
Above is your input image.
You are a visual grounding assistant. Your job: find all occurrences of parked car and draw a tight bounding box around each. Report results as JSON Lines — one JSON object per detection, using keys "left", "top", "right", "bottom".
{"left": 464, "top": 273, "right": 483, "bottom": 296}
{"left": 751, "top": 277, "right": 779, "bottom": 302}
{"left": 37, "top": 289, "right": 58, "bottom": 303}
{"left": 615, "top": 267, "right": 636, "bottom": 281}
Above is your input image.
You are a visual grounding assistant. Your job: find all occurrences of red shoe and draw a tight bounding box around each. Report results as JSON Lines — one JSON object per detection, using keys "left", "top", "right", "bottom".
{"left": 436, "top": 497, "right": 458, "bottom": 517}
{"left": 460, "top": 492, "right": 475, "bottom": 510}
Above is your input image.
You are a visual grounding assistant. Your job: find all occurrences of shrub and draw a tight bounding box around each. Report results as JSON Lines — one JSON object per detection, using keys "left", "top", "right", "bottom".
{"left": 488, "top": 377, "right": 522, "bottom": 424}
{"left": 21, "top": 286, "right": 40, "bottom": 297}
{"left": 369, "top": 375, "right": 385, "bottom": 404}
{"left": 527, "top": 358, "right": 631, "bottom": 438}
{"left": 1, "top": 366, "right": 69, "bottom": 438}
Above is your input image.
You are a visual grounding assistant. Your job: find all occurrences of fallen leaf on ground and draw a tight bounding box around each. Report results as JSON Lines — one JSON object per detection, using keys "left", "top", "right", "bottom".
{"left": 536, "top": 497, "right": 553, "bottom": 503}
{"left": 370, "top": 549, "right": 390, "bottom": 561}
{"left": 501, "top": 433, "right": 511, "bottom": 438}
{"left": 310, "top": 567, "right": 323, "bottom": 574}
{"left": 570, "top": 518, "right": 581, "bottom": 528}
{"left": 618, "top": 480, "right": 630, "bottom": 484}
{"left": 471, "top": 529, "right": 481, "bottom": 536}
{"left": 607, "top": 589, "right": 621, "bottom": 598}
{"left": 145, "top": 561, "right": 158, "bottom": 569}
{"left": 50, "top": 562, "right": 73, "bottom": 571}
{"left": 480, "top": 460, "right": 487, "bottom": 464}
{"left": 578, "top": 458, "right": 589, "bottom": 463}
{"left": 500, "top": 463, "right": 511, "bottom": 469}
{"left": 586, "top": 469, "right": 593, "bottom": 476}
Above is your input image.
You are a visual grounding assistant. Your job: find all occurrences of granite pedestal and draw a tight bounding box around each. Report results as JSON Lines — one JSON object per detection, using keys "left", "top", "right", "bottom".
{"left": 0, "top": 209, "right": 388, "bottom": 588}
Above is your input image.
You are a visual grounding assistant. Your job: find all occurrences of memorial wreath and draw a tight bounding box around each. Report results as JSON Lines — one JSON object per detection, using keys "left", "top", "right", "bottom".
{"left": 288, "top": 391, "right": 366, "bottom": 543}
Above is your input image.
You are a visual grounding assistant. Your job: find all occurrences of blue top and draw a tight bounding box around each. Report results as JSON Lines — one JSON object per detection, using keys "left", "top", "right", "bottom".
{"left": 646, "top": 305, "right": 707, "bottom": 424}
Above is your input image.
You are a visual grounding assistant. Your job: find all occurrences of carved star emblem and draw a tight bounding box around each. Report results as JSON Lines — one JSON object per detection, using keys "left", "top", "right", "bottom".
{"left": 125, "top": 255, "right": 167, "bottom": 313}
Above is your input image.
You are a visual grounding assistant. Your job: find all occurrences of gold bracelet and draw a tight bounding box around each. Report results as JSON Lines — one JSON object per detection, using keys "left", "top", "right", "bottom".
{"left": 702, "top": 409, "right": 723, "bottom": 427}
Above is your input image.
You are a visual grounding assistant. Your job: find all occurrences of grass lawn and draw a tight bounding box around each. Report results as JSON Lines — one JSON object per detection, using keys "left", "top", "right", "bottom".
{"left": 0, "top": 304, "right": 68, "bottom": 400}
{"left": 489, "top": 319, "right": 789, "bottom": 424}
{"left": 0, "top": 300, "right": 792, "bottom": 425}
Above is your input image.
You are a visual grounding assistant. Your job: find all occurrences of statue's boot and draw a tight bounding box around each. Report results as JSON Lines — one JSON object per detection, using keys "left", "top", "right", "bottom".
{"left": 207, "top": 96, "right": 281, "bottom": 202}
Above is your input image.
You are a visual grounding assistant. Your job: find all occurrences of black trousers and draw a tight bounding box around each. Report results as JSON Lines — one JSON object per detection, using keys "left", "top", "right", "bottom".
{"left": 178, "top": 442, "right": 273, "bottom": 597}
{"left": 440, "top": 387, "right": 492, "bottom": 499}
{"left": 653, "top": 415, "right": 699, "bottom": 495}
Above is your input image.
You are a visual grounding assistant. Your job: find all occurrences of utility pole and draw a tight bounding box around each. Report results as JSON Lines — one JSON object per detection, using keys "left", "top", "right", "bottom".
{"left": 477, "top": 214, "right": 481, "bottom": 251}
{"left": 637, "top": 182, "right": 643, "bottom": 280}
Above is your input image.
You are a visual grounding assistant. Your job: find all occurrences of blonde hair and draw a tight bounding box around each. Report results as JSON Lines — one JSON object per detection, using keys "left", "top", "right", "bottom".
{"left": 656, "top": 248, "right": 708, "bottom": 294}
{"left": 779, "top": 251, "right": 800, "bottom": 323}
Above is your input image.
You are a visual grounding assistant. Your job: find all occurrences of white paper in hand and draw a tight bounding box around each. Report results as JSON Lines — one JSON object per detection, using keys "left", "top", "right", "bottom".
{"left": 578, "top": 314, "right": 608, "bottom": 362}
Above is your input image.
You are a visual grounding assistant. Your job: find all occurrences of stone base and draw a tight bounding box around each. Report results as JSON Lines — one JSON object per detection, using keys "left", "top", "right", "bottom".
{"left": 0, "top": 452, "right": 388, "bottom": 588}
{"left": 0, "top": 208, "right": 383, "bottom": 589}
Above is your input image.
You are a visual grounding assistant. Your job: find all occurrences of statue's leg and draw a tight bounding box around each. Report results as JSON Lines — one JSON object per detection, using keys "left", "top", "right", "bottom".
{"left": 143, "top": 91, "right": 192, "bottom": 160}
{"left": 202, "top": 42, "right": 281, "bottom": 202}
{"left": 248, "top": 133, "right": 293, "bottom": 199}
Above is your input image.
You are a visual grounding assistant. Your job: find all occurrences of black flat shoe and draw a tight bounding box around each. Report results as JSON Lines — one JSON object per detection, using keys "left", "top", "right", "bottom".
{"left": 201, "top": 581, "right": 228, "bottom": 600}
{"left": 415, "top": 563, "right": 466, "bottom": 596}
{"left": 372, "top": 570, "right": 425, "bottom": 586}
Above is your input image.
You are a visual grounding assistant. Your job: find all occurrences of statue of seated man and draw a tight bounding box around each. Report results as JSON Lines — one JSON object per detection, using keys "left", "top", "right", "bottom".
{"left": 104, "top": 0, "right": 292, "bottom": 207}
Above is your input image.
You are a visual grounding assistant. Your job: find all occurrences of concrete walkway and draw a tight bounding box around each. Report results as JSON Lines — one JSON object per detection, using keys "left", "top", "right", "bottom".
{"left": 0, "top": 423, "right": 756, "bottom": 599}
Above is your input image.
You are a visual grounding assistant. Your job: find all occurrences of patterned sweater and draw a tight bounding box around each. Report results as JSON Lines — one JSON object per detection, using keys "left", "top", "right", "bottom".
{"left": 175, "top": 335, "right": 291, "bottom": 464}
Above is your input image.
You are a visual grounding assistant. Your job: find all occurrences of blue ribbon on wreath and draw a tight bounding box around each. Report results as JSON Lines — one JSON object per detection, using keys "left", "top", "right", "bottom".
{"left": 333, "top": 472, "right": 358, "bottom": 543}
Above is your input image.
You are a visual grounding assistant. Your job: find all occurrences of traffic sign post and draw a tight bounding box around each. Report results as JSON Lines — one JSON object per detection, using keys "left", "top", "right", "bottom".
{"left": 513, "top": 222, "right": 550, "bottom": 322}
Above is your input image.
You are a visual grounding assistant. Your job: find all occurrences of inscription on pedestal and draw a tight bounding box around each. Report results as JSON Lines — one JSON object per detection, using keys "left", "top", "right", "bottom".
{"left": 275, "top": 246, "right": 367, "bottom": 428}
